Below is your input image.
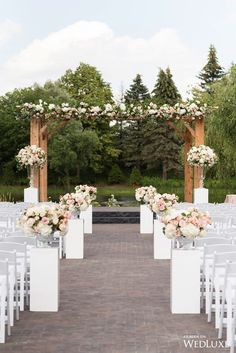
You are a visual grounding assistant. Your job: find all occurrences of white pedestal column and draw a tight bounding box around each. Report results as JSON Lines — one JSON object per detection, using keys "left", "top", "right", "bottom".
{"left": 140, "top": 204, "right": 153, "bottom": 234}
{"left": 194, "top": 188, "right": 209, "bottom": 204}
{"left": 65, "top": 219, "right": 84, "bottom": 259}
{"left": 171, "top": 249, "right": 200, "bottom": 314}
{"left": 154, "top": 219, "right": 171, "bottom": 259}
{"left": 24, "top": 187, "right": 38, "bottom": 203}
{"left": 80, "top": 205, "right": 92, "bottom": 234}
{"left": 30, "top": 248, "right": 59, "bottom": 312}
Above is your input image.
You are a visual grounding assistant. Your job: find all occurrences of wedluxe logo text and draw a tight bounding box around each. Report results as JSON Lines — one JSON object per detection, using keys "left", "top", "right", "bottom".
{"left": 183, "top": 335, "right": 227, "bottom": 349}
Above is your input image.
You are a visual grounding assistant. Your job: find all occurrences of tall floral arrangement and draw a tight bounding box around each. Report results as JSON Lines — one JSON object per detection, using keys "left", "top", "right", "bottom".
{"left": 187, "top": 145, "right": 217, "bottom": 168}
{"left": 161, "top": 208, "right": 211, "bottom": 240}
{"left": 16, "top": 145, "right": 46, "bottom": 169}
{"left": 135, "top": 186, "right": 157, "bottom": 205}
{"left": 19, "top": 204, "right": 70, "bottom": 237}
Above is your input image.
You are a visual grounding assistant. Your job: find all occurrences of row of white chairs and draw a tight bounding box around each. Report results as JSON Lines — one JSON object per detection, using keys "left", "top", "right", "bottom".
{"left": 195, "top": 235, "right": 236, "bottom": 352}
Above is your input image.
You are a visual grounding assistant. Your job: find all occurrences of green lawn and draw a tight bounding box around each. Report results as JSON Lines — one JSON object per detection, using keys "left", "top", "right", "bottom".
{"left": 0, "top": 180, "right": 235, "bottom": 204}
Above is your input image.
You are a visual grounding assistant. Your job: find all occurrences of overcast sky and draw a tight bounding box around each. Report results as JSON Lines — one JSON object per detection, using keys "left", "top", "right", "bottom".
{"left": 0, "top": 0, "right": 235, "bottom": 98}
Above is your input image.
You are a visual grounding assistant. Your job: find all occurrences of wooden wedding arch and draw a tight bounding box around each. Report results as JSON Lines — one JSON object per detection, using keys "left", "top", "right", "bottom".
{"left": 25, "top": 101, "right": 205, "bottom": 203}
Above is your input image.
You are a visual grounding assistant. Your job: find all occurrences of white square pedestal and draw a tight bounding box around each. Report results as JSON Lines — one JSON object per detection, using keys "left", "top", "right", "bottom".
{"left": 194, "top": 188, "right": 209, "bottom": 204}
{"left": 24, "top": 187, "right": 38, "bottom": 203}
{"left": 171, "top": 249, "right": 200, "bottom": 314}
{"left": 30, "top": 248, "right": 59, "bottom": 312}
{"left": 65, "top": 219, "right": 84, "bottom": 259}
{"left": 140, "top": 204, "right": 153, "bottom": 234}
{"left": 154, "top": 220, "right": 171, "bottom": 259}
{"left": 80, "top": 205, "right": 92, "bottom": 234}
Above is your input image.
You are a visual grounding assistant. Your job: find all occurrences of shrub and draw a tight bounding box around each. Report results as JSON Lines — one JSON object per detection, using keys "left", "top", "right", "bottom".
{"left": 108, "top": 165, "right": 125, "bottom": 184}
{"left": 129, "top": 167, "right": 142, "bottom": 185}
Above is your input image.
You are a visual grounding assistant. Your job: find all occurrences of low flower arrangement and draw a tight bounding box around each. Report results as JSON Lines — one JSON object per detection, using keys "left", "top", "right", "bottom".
{"left": 187, "top": 145, "right": 217, "bottom": 168}
{"left": 59, "top": 192, "right": 90, "bottom": 214}
{"left": 19, "top": 204, "right": 70, "bottom": 237}
{"left": 135, "top": 186, "right": 157, "bottom": 205}
{"left": 149, "top": 193, "right": 179, "bottom": 215}
{"left": 161, "top": 208, "right": 211, "bottom": 241}
{"left": 74, "top": 184, "right": 97, "bottom": 202}
{"left": 16, "top": 145, "right": 46, "bottom": 169}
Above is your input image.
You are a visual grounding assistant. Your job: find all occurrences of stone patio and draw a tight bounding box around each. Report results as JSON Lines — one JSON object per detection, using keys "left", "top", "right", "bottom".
{"left": 0, "top": 224, "right": 229, "bottom": 353}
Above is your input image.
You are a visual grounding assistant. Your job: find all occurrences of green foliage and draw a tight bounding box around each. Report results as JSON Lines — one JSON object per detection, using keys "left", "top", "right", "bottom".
{"left": 0, "top": 192, "right": 14, "bottom": 202}
{"left": 49, "top": 120, "right": 101, "bottom": 189}
{"left": 198, "top": 45, "right": 224, "bottom": 92}
{"left": 108, "top": 164, "right": 125, "bottom": 184}
{"left": 152, "top": 68, "right": 181, "bottom": 105}
{"left": 129, "top": 167, "right": 142, "bottom": 185}
{"left": 124, "top": 74, "right": 150, "bottom": 103}
{"left": 142, "top": 67, "right": 182, "bottom": 179}
{"left": 60, "top": 62, "right": 113, "bottom": 105}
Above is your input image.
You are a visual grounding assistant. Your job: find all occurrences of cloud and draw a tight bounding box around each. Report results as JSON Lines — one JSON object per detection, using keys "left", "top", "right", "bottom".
{"left": 0, "top": 19, "right": 21, "bottom": 47}
{"left": 0, "top": 20, "right": 201, "bottom": 97}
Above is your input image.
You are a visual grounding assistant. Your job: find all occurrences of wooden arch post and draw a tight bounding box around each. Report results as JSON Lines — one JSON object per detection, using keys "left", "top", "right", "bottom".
{"left": 30, "top": 117, "right": 48, "bottom": 202}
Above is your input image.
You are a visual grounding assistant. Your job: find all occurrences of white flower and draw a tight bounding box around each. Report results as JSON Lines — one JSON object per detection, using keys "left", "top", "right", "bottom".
{"left": 181, "top": 224, "right": 199, "bottom": 239}
{"left": 165, "top": 224, "right": 177, "bottom": 239}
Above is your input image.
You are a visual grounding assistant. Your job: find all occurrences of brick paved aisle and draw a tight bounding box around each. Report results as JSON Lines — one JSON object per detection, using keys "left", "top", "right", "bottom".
{"left": 0, "top": 224, "right": 228, "bottom": 353}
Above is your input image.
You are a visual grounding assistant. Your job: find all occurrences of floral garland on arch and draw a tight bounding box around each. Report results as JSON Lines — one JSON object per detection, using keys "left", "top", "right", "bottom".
{"left": 17, "top": 99, "right": 209, "bottom": 122}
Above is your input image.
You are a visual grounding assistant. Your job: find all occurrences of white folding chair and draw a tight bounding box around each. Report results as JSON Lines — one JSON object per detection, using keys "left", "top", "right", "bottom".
{"left": 0, "top": 243, "right": 27, "bottom": 311}
{"left": 218, "top": 262, "right": 236, "bottom": 347}
{"left": 0, "top": 260, "right": 10, "bottom": 343}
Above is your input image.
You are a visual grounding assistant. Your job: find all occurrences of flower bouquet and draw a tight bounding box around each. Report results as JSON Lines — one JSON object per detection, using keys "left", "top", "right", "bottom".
{"left": 135, "top": 186, "right": 157, "bottom": 205}
{"left": 59, "top": 191, "right": 90, "bottom": 218}
{"left": 19, "top": 204, "right": 70, "bottom": 245}
{"left": 161, "top": 208, "right": 211, "bottom": 248}
{"left": 74, "top": 184, "right": 97, "bottom": 202}
{"left": 149, "top": 193, "right": 179, "bottom": 216}
{"left": 16, "top": 145, "right": 46, "bottom": 187}
{"left": 187, "top": 145, "right": 218, "bottom": 187}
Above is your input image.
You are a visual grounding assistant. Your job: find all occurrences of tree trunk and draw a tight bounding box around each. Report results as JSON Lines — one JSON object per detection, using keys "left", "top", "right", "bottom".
{"left": 162, "top": 161, "right": 167, "bottom": 180}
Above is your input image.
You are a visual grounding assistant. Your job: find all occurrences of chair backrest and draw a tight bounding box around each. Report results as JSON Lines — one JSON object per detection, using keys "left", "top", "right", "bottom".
{"left": 4, "top": 236, "right": 36, "bottom": 247}
{"left": 0, "top": 259, "right": 8, "bottom": 277}
{"left": 0, "top": 250, "right": 16, "bottom": 264}
{"left": 195, "top": 237, "right": 230, "bottom": 247}
{"left": 214, "top": 251, "right": 236, "bottom": 266}
{"left": 204, "top": 244, "right": 236, "bottom": 256}
{"left": 0, "top": 242, "right": 26, "bottom": 255}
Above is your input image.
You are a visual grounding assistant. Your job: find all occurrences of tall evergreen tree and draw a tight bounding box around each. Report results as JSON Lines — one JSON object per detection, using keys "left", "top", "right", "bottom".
{"left": 198, "top": 45, "right": 224, "bottom": 91}
{"left": 124, "top": 74, "right": 150, "bottom": 103}
{"left": 152, "top": 68, "right": 181, "bottom": 104}
{"left": 142, "top": 68, "right": 182, "bottom": 179}
{"left": 122, "top": 74, "right": 150, "bottom": 169}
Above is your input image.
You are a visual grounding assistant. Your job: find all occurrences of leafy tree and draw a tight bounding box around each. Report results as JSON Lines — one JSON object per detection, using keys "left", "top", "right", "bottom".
{"left": 60, "top": 63, "right": 113, "bottom": 105}
{"left": 198, "top": 45, "right": 224, "bottom": 92}
{"left": 49, "top": 120, "right": 101, "bottom": 188}
{"left": 204, "top": 65, "right": 236, "bottom": 177}
{"left": 142, "top": 67, "right": 182, "bottom": 179}
{"left": 124, "top": 74, "right": 150, "bottom": 103}
{"left": 108, "top": 164, "right": 125, "bottom": 184}
{"left": 60, "top": 63, "right": 120, "bottom": 173}
{"left": 129, "top": 166, "right": 142, "bottom": 185}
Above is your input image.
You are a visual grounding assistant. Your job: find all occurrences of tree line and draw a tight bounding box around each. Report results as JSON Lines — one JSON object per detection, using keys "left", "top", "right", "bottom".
{"left": 0, "top": 44, "right": 234, "bottom": 189}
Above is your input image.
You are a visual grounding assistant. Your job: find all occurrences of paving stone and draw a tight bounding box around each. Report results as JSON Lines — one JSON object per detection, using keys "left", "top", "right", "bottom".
{"left": 0, "top": 224, "right": 229, "bottom": 353}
